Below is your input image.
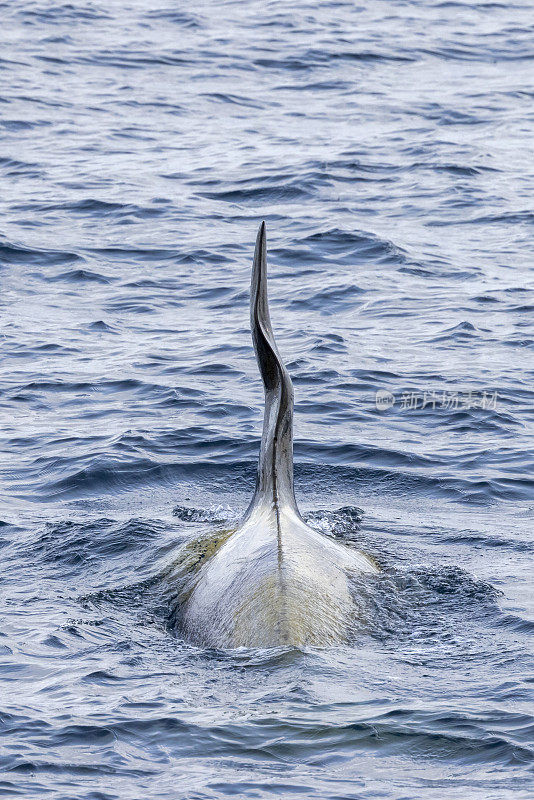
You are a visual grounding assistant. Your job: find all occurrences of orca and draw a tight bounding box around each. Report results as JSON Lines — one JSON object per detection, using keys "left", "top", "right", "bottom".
{"left": 180, "top": 222, "right": 378, "bottom": 647}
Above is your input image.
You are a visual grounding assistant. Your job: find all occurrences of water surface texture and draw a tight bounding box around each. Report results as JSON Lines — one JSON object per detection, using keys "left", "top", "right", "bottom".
{"left": 1, "top": 1, "right": 533, "bottom": 798}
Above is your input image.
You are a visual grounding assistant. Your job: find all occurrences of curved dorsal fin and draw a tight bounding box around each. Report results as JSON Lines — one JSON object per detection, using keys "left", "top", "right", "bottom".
{"left": 248, "top": 222, "right": 298, "bottom": 514}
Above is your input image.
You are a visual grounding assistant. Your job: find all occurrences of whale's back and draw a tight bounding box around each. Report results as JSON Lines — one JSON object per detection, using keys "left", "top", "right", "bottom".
{"left": 182, "top": 505, "right": 377, "bottom": 648}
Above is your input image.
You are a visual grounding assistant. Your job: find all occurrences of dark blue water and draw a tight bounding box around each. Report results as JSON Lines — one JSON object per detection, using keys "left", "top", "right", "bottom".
{"left": 1, "top": 1, "right": 533, "bottom": 797}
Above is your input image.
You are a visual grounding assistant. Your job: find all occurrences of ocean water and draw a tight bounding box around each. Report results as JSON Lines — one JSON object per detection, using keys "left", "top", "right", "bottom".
{"left": 0, "top": 0, "right": 533, "bottom": 797}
